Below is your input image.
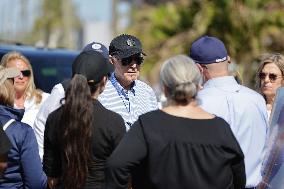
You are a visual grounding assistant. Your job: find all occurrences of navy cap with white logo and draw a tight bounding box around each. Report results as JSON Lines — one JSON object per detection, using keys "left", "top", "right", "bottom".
{"left": 189, "top": 36, "right": 228, "bottom": 64}
{"left": 83, "top": 42, "right": 109, "bottom": 59}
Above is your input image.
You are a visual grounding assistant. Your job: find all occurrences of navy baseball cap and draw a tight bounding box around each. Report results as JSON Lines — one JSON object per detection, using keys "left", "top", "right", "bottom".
{"left": 109, "top": 34, "right": 146, "bottom": 59}
{"left": 72, "top": 51, "right": 113, "bottom": 84}
{"left": 83, "top": 42, "right": 109, "bottom": 59}
{"left": 189, "top": 36, "right": 228, "bottom": 64}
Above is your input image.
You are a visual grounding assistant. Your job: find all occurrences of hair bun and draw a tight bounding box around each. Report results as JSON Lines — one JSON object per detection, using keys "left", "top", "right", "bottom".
{"left": 171, "top": 82, "right": 197, "bottom": 103}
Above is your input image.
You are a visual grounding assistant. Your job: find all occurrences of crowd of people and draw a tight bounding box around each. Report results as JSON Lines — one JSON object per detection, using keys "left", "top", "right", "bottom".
{"left": 0, "top": 33, "right": 283, "bottom": 189}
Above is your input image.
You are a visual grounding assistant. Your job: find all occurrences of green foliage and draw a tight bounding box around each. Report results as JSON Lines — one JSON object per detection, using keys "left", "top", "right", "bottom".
{"left": 127, "top": 0, "right": 284, "bottom": 87}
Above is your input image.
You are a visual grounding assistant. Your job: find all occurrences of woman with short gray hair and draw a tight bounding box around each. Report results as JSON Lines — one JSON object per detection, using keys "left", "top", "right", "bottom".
{"left": 105, "top": 55, "right": 246, "bottom": 189}
{"left": 160, "top": 54, "right": 202, "bottom": 104}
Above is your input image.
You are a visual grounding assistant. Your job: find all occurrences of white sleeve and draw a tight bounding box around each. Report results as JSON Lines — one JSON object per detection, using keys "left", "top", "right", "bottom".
{"left": 33, "top": 83, "right": 65, "bottom": 161}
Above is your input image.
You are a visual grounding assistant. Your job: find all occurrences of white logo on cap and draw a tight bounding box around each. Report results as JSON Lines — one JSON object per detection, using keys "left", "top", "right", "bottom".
{"left": 126, "top": 39, "right": 135, "bottom": 46}
{"left": 216, "top": 57, "right": 227, "bottom": 62}
{"left": 92, "top": 43, "right": 102, "bottom": 50}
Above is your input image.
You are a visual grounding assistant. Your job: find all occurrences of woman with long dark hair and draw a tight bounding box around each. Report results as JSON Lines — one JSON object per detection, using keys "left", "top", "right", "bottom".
{"left": 43, "top": 51, "right": 125, "bottom": 189}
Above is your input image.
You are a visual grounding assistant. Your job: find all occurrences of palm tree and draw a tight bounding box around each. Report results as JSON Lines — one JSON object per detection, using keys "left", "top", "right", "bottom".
{"left": 29, "top": 0, "right": 81, "bottom": 49}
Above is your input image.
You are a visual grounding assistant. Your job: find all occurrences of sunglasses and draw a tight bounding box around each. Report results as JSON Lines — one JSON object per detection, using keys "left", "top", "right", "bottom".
{"left": 258, "top": 72, "right": 283, "bottom": 82}
{"left": 121, "top": 55, "right": 144, "bottom": 66}
{"left": 21, "top": 70, "right": 31, "bottom": 77}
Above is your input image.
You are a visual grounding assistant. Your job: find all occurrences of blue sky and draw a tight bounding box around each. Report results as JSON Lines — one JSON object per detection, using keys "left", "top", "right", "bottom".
{"left": 0, "top": 0, "right": 113, "bottom": 35}
{"left": 73, "top": 0, "right": 112, "bottom": 22}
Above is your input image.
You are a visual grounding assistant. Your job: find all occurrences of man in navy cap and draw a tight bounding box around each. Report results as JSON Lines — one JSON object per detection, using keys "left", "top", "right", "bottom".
{"left": 33, "top": 42, "right": 110, "bottom": 161}
{"left": 99, "top": 34, "right": 158, "bottom": 130}
{"left": 189, "top": 35, "right": 268, "bottom": 189}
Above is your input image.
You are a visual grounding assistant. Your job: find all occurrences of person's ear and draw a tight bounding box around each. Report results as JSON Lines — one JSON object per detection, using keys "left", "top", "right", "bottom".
{"left": 98, "top": 76, "right": 108, "bottom": 94}
{"left": 197, "top": 84, "right": 203, "bottom": 91}
{"left": 162, "top": 85, "right": 170, "bottom": 98}
{"left": 196, "top": 63, "right": 204, "bottom": 73}
{"left": 227, "top": 56, "right": 231, "bottom": 64}
{"left": 101, "top": 76, "right": 108, "bottom": 86}
{"left": 109, "top": 55, "right": 115, "bottom": 65}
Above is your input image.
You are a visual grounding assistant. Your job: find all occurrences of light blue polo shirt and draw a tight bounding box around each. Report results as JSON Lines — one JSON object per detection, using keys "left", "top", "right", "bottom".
{"left": 197, "top": 76, "right": 268, "bottom": 188}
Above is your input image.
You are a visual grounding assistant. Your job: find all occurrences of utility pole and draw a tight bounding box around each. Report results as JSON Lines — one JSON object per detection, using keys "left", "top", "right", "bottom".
{"left": 111, "top": 0, "right": 118, "bottom": 36}
{"left": 62, "top": 0, "right": 74, "bottom": 48}
{"left": 20, "top": 0, "right": 29, "bottom": 40}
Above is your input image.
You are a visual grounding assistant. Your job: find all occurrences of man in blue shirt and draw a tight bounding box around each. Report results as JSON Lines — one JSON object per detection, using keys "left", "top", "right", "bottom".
{"left": 189, "top": 36, "right": 268, "bottom": 189}
{"left": 99, "top": 34, "right": 158, "bottom": 130}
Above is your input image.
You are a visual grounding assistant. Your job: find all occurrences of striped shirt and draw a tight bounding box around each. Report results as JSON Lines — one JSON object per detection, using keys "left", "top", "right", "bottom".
{"left": 98, "top": 73, "right": 158, "bottom": 130}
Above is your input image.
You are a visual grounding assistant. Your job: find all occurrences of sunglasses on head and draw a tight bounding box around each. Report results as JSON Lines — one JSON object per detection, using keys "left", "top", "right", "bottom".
{"left": 121, "top": 55, "right": 144, "bottom": 66}
{"left": 21, "top": 70, "right": 31, "bottom": 77}
{"left": 258, "top": 72, "right": 283, "bottom": 82}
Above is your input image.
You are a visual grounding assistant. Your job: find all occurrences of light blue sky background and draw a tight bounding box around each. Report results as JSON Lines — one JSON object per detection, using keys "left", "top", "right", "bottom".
{"left": 0, "top": 0, "right": 113, "bottom": 36}
{"left": 0, "top": 0, "right": 131, "bottom": 46}
{"left": 73, "top": 0, "right": 112, "bottom": 22}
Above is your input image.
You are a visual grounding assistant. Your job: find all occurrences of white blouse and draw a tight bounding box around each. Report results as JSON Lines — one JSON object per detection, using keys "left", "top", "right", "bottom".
{"left": 15, "top": 92, "right": 50, "bottom": 128}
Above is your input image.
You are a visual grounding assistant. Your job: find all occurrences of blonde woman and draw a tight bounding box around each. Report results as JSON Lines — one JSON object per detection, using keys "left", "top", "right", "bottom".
{"left": 0, "top": 66, "right": 46, "bottom": 188}
{"left": 256, "top": 53, "right": 284, "bottom": 119}
{"left": 0, "top": 51, "right": 49, "bottom": 127}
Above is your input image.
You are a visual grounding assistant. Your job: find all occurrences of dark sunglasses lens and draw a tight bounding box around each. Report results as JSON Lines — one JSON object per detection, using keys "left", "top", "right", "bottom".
{"left": 269, "top": 74, "right": 277, "bottom": 81}
{"left": 136, "top": 57, "right": 144, "bottom": 65}
{"left": 121, "top": 57, "right": 132, "bottom": 66}
{"left": 258, "top": 73, "right": 266, "bottom": 80}
{"left": 21, "top": 70, "right": 31, "bottom": 77}
{"left": 121, "top": 56, "right": 144, "bottom": 66}
{"left": 259, "top": 72, "right": 279, "bottom": 81}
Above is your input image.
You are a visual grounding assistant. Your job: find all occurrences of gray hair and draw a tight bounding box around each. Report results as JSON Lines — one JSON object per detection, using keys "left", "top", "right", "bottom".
{"left": 160, "top": 54, "right": 202, "bottom": 104}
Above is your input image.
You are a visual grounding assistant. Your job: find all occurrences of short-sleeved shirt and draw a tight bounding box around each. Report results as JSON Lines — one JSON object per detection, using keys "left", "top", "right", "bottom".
{"left": 99, "top": 73, "right": 158, "bottom": 130}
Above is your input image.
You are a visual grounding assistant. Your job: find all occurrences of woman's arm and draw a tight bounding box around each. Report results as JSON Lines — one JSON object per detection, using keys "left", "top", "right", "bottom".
{"left": 105, "top": 119, "right": 147, "bottom": 189}
{"left": 20, "top": 126, "right": 47, "bottom": 189}
{"left": 43, "top": 111, "right": 62, "bottom": 178}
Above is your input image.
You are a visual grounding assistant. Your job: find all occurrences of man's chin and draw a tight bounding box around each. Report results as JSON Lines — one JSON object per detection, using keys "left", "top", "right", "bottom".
{"left": 126, "top": 73, "right": 139, "bottom": 79}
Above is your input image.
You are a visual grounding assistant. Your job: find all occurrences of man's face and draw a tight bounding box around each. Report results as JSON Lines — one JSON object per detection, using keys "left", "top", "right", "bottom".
{"left": 112, "top": 54, "right": 143, "bottom": 89}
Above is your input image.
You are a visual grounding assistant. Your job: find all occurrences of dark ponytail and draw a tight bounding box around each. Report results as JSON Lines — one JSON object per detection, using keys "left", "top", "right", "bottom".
{"left": 58, "top": 74, "right": 93, "bottom": 189}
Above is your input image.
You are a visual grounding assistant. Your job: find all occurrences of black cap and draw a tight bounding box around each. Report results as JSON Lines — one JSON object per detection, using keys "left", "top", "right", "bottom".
{"left": 109, "top": 34, "right": 146, "bottom": 59}
{"left": 72, "top": 51, "right": 114, "bottom": 84}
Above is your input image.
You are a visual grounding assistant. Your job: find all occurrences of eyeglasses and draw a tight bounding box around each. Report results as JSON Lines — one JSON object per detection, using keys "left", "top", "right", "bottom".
{"left": 21, "top": 70, "right": 31, "bottom": 77}
{"left": 121, "top": 55, "right": 144, "bottom": 66}
{"left": 258, "top": 72, "right": 283, "bottom": 82}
